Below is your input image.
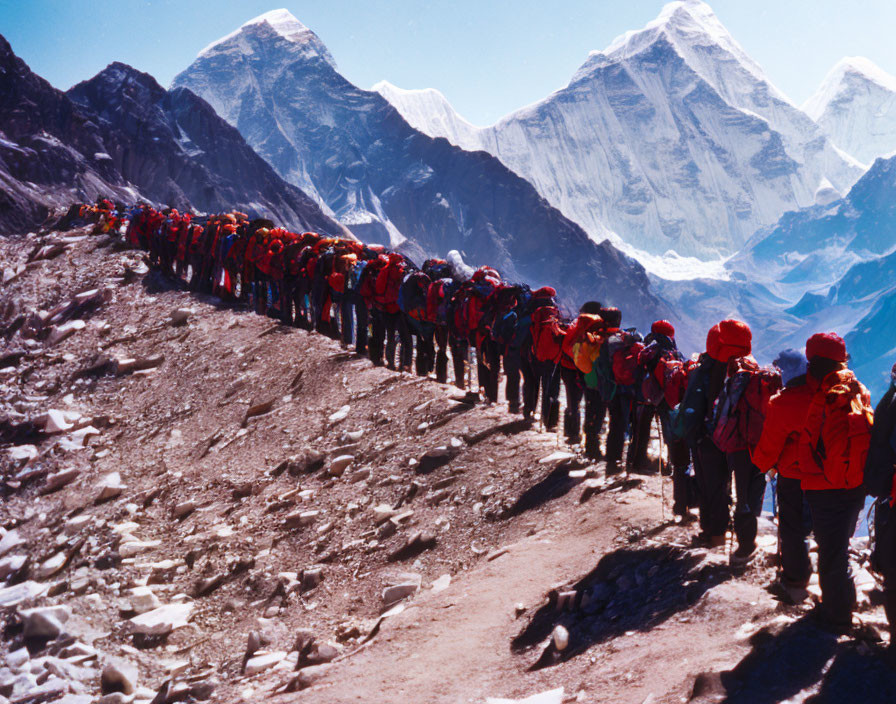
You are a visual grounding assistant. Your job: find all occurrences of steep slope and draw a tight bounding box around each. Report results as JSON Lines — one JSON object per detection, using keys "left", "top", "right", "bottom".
{"left": 376, "top": 0, "right": 862, "bottom": 260}
{"left": 66, "top": 63, "right": 346, "bottom": 235}
{"left": 2, "top": 230, "right": 894, "bottom": 703}
{"left": 172, "top": 10, "right": 666, "bottom": 321}
{"left": 0, "top": 34, "right": 134, "bottom": 234}
{"left": 804, "top": 57, "right": 896, "bottom": 166}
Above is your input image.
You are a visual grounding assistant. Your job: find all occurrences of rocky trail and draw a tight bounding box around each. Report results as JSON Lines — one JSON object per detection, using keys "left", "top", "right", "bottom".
{"left": 1, "top": 227, "right": 896, "bottom": 704}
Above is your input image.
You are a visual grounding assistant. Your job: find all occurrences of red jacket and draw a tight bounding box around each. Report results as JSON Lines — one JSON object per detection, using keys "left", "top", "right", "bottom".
{"left": 798, "top": 369, "right": 874, "bottom": 491}
{"left": 752, "top": 378, "right": 814, "bottom": 480}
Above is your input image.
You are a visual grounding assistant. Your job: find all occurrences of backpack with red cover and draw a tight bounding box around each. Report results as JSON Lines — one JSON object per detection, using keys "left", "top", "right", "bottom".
{"left": 662, "top": 359, "right": 697, "bottom": 409}
{"left": 711, "top": 357, "right": 782, "bottom": 453}
{"left": 398, "top": 270, "right": 431, "bottom": 321}
{"left": 530, "top": 305, "right": 566, "bottom": 363}
{"left": 375, "top": 254, "right": 406, "bottom": 313}
{"left": 638, "top": 338, "right": 684, "bottom": 406}
{"left": 607, "top": 331, "right": 644, "bottom": 387}
{"left": 426, "top": 278, "right": 457, "bottom": 325}
{"left": 802, "top": 368, "right": 874, "bottom": 490}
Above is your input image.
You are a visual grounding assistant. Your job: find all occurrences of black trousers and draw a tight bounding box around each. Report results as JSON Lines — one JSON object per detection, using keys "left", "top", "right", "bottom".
{"left": 583, "top": 387, "right": 606, "bottom": 459}
{"left": 449, "top": 335, "right": 468, "bottom": 389}
{"left": 479, "top": 339, "right": 501, "bottom": 402}
{"left": 872, "top": 501, "right": 896, "bottom": 645}
{"left": 776, "top": 475, "right": 812, "bottom": 588}
{"left": 694, "top": 436, "right": 729, "bottom": 538}
{"left": 434, "top": 326, "right": 449, "bottom": 383}
{"left": 521, "top": 351, "right": 540, "bottom": 419}
{"left": 369, "top": 309, "right": 385, "bottom": 365}
{"left": 560, "top": 365, "right": 584, "bottom": 442}
{"left": 806, "top": 487, "right": 865, "bottom": 627}
{"left": 627, "top": 403, "right": 655, "bottom": 472}
{"left": 538, "top": 361, "right": 561, "bottom": 429}
{"left": 604, "top": 392, "right": 630, "bottom": 473}
{"left": 504, "top": 346, "right": 522, "bottom": 412}
{"left": 728, "top": 449, "right": 766, "bottom": 556}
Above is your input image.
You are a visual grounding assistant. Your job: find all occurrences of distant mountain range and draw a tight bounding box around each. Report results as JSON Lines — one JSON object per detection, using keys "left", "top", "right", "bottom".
{"left": 0, "top": 34, "right": 344, "bottom": 236}
{"left": 374, "top": 0, "right": 864, "bottom": 261}
{"left": 172, "top": 9, "right": 666, "bottom": 323}
{"left": 4, "top": 2, "right": 896, "bottom": 387}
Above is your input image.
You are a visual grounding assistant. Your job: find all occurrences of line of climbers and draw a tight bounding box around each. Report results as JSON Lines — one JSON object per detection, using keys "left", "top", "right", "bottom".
{"left": 70, "top": 199, "right": 896, "bottom": 657}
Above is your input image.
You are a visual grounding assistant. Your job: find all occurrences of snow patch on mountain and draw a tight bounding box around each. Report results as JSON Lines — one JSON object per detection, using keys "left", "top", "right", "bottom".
{"left": 803, "top": 56, "right": 896, "bottom": 165}
{"left": 375, "top": 0, "right": 862, "bottom": 262}
{"left": 197, "top": 8, "right": 336, "bottom": 67}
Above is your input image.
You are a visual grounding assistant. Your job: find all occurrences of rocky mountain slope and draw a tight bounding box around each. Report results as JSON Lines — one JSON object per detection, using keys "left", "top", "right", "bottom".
{"left": 0, "top": 35, "right": 134, "bottom": 234}
{"left": 2, "top": 227, "right": 895, "bottom": 703}
{"left": 804, "top": 57, "right": 896, "bottom": 166}
{"left": 375, "top": 0, "right": 862, "bottom": 261}
{"left": 0, "top": 34, "right": 344, "bottom": 237}
{"left": 66, "top": 63, "right": 347, "bottom": 236}
{"left": 171, "top": 10, "right": 666, "bottom": 321}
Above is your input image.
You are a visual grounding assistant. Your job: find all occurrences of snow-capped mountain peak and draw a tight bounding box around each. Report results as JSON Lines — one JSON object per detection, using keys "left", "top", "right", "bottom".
{"left": 803, "top": 56, "right": 896, "bottom": 121}
{"left": 371, "top": 80, "right": 482, "bottom": 150}
{"left": 196, "top": 8, "right": 335, "bottom": 67}
{"left": 803, "top": 56, "right": 896, "bottom": 165}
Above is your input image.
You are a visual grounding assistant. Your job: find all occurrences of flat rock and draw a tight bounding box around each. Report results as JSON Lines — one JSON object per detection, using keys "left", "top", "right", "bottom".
{"left": 0, "top": 553, "right": 27, "bottom": 581}
{"left": 63, "top": 515, "right": 92, "bottom": 536}
{"left": 119, "top": 540, "right": 162, "bottom": 558}
{"left": 128, "top": 602, "right": 193, "bottom": 636}
{"left": 43, "top": 468, "right": 80, "bottom": 493}
{"left": 328, "top": 455, "right": 354, "bottom": 477}
{"left": 0, "top": 529, "right": 25, "bottom": 557}
{"left": 244, "top": 650, "right": 286, "bottom": 676}
{"left": 382, "top": 581, "right": 420, "bottom": 607}
{"left": 172, "top": 500, "right": 197, "bottom": 519}
{"left": 487, "top": 688, "right": 565, "bottom": 704}
{"left": 128, "top": 586, "right": 161, "bottom": 614}
{"left": 44, "top": 408, "right": 75, "bottom": 433}
{"left": 0, "top": 580, "right": 47, "bottom": 606}
{"left": 328, "top": 405, "right": 350, "bottom": 423}
{"left": 538, "top": 451, "right": 575, "bottom": 464}
{"left": 431, "top": 574, "right": 452, "bottom": 593}
{"left": 35, "top": 551, "right": 67, "bottom": 579}
{"left": 97, "top": 472, "right": 126, "bottom": 501}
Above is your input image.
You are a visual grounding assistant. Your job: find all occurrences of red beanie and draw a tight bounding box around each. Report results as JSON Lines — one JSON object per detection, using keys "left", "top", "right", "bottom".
{"left": 706, "top": 319, "right": 752, "bottom": 362}
{"left": 532, "top": 286, "right": 556, "bottom": 299}
{"left": 651, "top": 320, "right": 675, "bottom": 338}
{"left": 806, "top": 332, "right": 847, "bottom": 362}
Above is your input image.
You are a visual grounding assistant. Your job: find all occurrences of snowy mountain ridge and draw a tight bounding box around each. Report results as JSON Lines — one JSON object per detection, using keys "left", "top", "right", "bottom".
{"left": 374, "top": 0, "right": 862, "bottom": 263}
{"left": 803, "top": 56, "right": 896, "bottom": 166}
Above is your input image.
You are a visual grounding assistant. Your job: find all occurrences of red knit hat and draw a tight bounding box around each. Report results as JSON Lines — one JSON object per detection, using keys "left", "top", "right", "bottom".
{"left": 706, "top": 319, "right": 752, "bottom": 362}
{"left": 532, "top": 286, "right": 556, "bottom": 299}
{"left": 805, "top": 332, "right": 847, "bottom": 362}
{"left": 651, "top": 320, "right": 675, "bottom": 338}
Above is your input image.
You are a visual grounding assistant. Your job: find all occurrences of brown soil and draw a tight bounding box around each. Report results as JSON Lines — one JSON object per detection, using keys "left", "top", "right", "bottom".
{"left": 1, "top": 228, "right": 894, "bottom": 704}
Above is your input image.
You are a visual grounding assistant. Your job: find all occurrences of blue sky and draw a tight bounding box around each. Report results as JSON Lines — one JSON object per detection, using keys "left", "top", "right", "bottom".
{"left": 3, "top": 0, "right": 896, "bottom": 125}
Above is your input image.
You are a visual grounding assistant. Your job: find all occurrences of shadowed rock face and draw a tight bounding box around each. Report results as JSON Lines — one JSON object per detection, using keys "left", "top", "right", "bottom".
{"left": 66, "top": 63, "right": 346, "bottom": 235}
{"left": 0, "top": 34, "right": 131, "bottom": 233}
{"left": 172, "top": 13, "right": 668, "bottom": 323}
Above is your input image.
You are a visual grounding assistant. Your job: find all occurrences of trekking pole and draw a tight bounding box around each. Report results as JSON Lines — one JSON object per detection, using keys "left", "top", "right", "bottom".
{"left": 655, "top": 413, "right": 666, "bottom": 522}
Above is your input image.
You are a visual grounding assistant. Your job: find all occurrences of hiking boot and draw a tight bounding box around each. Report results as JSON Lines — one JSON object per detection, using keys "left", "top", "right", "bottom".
{"left": 766, "top": 579, "right": 809, "bottom": 605}
{"left": 708, "top": 534, "right": 727, "bottom": 549}
{"left": 808, "top": 606, "right": 854, "bottom": 636}
{"left": 729, "top": 546, "right": 755, "bottom": 568}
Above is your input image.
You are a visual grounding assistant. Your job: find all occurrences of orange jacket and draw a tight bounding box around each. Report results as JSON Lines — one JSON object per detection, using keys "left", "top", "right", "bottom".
{"left": 752, "top": 377, "right": 814, "bottom": 480}
{"left": 798, "top": 369, "right": 874, "bottom": 491}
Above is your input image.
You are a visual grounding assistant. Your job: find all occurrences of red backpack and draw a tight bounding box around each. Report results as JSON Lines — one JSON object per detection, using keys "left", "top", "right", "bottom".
{"left": 712, "top": 359, "right": 782, "bottom": 453}
{"left": 607, "top": 331, "right": 644, "bottom": 387}
{"left": 531, "top": 305, "right": 566, "bottom": 363}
